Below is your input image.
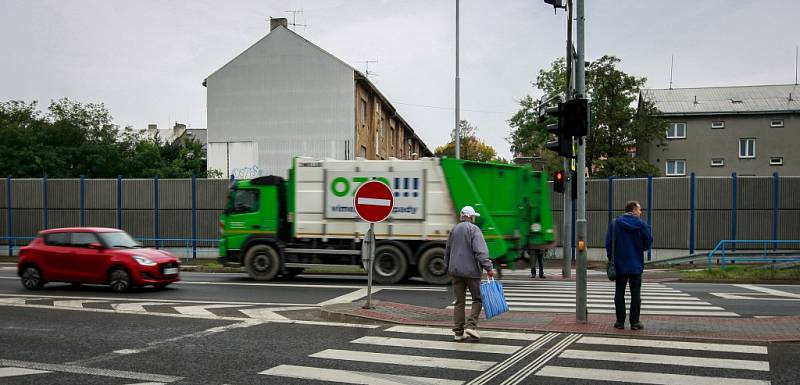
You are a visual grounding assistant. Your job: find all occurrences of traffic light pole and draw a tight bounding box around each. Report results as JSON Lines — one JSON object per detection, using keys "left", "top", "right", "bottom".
{"left": 561, "top": 0, "right": 573, "bottom": 280}
{"left": 575, "top": 0, "right": 588, "bottom": 323}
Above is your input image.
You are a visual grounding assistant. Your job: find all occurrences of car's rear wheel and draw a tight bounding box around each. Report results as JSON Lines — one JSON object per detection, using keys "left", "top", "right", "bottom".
{"left": 418, "top": 247, "right": 450, "bottom": 285}
{"left": 372, "top": 245, "right": 408, "bottom": 284}
{"left": 109, "top": 268, "right": 132, "bottom": 292}
{"left": 21, "top": 266, "right": 44, "bottom": 290}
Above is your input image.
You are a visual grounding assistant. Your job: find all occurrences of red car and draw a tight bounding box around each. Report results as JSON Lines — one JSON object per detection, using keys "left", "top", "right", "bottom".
{"left": 18, "top": 227, "right": 180, "bottom": 292}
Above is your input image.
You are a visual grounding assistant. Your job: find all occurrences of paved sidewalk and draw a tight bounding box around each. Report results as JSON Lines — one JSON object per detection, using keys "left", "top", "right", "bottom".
{"left": 321, "top": 300, "right": 800, "bottom": 343}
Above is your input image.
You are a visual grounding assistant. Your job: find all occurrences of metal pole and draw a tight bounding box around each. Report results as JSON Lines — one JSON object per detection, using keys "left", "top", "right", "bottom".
{"left": 43, "top": 174, "right": 48, "bottom": 230}
{"left": 773, "top": 172, "right": 779, "bottom": 251}
{"left": 731, "top": 172, "right": 737, "bottom": 252}
{"left": 647, "top": 175, "right": 653, "bottom": 261}
{"left": 7, "top": 176, "right": 12, "bottom": 257}
{"left": 79, "top": 175, "right": 85, "bottom": 227}
{"left": 575, "top": 0, "right": 588, "bottom": 323}
{"left": 363, "top": 223, "right": 375, "bottom": 309}
{"left": 689, "top": 172, "right": 695, "bottom": 255}
{"left": 154, "top": 175, "right": 160, "bottom": 249}
{"left": 561, "top": 0, "right": 574, "bottom": 279}
{"left": 117, "top": 175, "right": 123, "bottom": 229}
{"left": 192, "top": 173, "right": 197, "bottom": 259}
{"left": 455, "top": 0, "right": 460, "bottom": 159}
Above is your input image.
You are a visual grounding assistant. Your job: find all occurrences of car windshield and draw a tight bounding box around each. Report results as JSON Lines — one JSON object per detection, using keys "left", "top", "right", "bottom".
{"left": 97, "top": 231, "right": 141, "bottom": 248}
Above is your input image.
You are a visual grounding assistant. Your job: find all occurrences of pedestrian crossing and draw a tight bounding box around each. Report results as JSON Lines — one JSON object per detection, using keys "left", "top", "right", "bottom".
{"left": 258, "top": 325, "right": 772, "bottom": 385}
{"left": 448, "top": 280, "right": 739, "bottom": 317}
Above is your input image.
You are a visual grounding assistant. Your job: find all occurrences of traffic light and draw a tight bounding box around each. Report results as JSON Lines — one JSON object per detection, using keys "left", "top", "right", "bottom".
{"left": 553, "top": 170, "right": 565, "bottom": 193}
{"left": 543, "top": 104, "right": 573, "bottom": 158}
{"left": 562, "top": 98, "right": 589, "bottom": 138}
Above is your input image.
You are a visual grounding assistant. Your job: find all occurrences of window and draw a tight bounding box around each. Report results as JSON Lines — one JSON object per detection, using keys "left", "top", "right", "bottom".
{"left": 360, "top": 99, "right": 367, "bottom": 125}
{"left": 666, "top": 122, "right": 686, "bottom": 139}
{"left": 44, "top": 233, "right": 70, "bottom": 246}
{"left": 711, "top": 158, "right": 724, "bottom": 167}
{"left": 228, "top": 189, "right": 259, "bottom": 214}
{"left": 665, "top": 159, "right": 686, "bottom": 176}
{"left": 770, "top": 157, "right": 784, "bottom": 166}
{"left": 739, "top": 138, "right": 756, "bottom": 158}
{"left": 70, "top": 232, "right": 99, "bottom": 247}
{"left": 770, "top": 119, "right": 784, "bottom": 128}
{"left": 711, "top": 121, "right": 725, "bottom": 129}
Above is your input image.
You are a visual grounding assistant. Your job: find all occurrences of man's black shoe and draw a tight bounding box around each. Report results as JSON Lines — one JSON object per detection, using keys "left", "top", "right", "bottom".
{"left": 631, "top": 322, "right": 644, "bottom": 330}
{"left": 613, "top": 322, "right": 624, "bottom": 329}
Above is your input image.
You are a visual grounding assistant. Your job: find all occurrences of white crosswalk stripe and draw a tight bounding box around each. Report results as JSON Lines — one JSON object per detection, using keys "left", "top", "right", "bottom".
{"left": 448, "top": 280, "right": 739, "bottom": 317}
{"left": 260, "top": 326, "right": 546, "bottom": 385}
{"left": 0, "top": 367, "right": 51, "bottom": 378}
{"left": 534, "top": 335, "right": 772, "bottom": 385}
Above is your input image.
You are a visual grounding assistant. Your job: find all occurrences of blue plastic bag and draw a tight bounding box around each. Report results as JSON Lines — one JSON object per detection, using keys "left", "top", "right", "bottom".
{"left": 480, "top": 278, "right": 509, "bottom": 319}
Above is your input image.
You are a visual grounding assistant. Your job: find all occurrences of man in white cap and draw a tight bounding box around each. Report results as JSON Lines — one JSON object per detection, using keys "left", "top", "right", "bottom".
{"left": 444, "top": 205, "right": 495, "bottom": 341}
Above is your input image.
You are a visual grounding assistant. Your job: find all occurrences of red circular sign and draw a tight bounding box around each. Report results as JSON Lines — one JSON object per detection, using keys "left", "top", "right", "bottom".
{"left": 353, "top": 180, "right": 394, "bottom": 223}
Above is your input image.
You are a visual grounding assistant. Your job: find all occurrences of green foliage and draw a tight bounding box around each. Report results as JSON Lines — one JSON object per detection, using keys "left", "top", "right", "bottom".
{"left": 435, "top": 120, "right": 499, "bottom": 162}
{"left": 0, "top": 98, "right": 211, "bottom": 178}
{"left": 681, "top": 264, "right": 800, "bottom": 282}
{"left": 508, "top": 55, "right": 667, "bottom": 177}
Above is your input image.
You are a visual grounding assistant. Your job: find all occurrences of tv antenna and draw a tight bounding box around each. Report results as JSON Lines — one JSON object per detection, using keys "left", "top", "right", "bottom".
{"left": 285, "top": 9, "right": 307, "bottom": 31}
{"left": 359, "top": 60, "right": 378, "bottom": 78}
{"left": 669, "top": 54, "right": 674, "bottom": 89}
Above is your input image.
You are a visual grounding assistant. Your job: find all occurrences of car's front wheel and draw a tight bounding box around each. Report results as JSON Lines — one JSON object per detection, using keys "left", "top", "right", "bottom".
{"left": 109, "top": 268, "right": 132, "bottom": 292}
{"left": 21, "top": 266, "right": 44, "bottom": 290}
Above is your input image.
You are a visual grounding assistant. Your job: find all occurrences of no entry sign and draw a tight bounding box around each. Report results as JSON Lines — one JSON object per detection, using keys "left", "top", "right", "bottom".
{"left": 354, "top": 180, "right": 394, "bottom": 223}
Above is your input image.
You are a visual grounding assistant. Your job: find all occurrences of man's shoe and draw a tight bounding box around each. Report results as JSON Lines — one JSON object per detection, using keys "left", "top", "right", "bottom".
{"left": 613, "top": 322, "right": 625, "bottom": 329}
{"left": 630, "top": 322, "right": 644, "bottom": 330}
{"left": 454, "top": 334, "right": 467, "bottom": 341}
{"left": 539, "top": 275, "right": 546, "bottom": 279}
{"left": 464, "top": 328, "right": 480, "bottom": 340}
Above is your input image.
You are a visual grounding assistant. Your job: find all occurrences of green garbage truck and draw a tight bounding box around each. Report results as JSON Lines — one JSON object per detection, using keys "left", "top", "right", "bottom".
{"left": 218, "top": 157, "right": 555, "bottom": 284}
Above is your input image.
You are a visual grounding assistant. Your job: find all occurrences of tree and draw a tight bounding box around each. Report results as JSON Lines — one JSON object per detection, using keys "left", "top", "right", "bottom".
{"left": 508, "top": 55, "right": 667, "bottom": 177}
{"left": 434, "top": 120, "right": 499, "bottom": 162}
{"left": 0, "top": 98, "right": 214, "bottom": 178}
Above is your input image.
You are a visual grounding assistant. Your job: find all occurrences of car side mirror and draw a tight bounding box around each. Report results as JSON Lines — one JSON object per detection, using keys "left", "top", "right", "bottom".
{"left": 88, "top": 242, "right": 103, "bottom": 250}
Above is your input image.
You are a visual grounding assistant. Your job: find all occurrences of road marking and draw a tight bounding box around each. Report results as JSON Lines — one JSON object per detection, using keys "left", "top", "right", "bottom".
{"left": 237, "top": 307, "right": 312, "bottom": 321}
{"left": 500, "top": 333, "right": 582, "bottom": 385}
{"left": 261, "top": 365, "right": 463, "bottom": 385}
{"left": 466, "top": 333, "right": 560, "bottom": 385}
{"left": 560, "top": 349, "right": 770, "bottom": 371}
{"left": 351, "top": 336, "right": 521, "bottom": 354}
{"left": 712, "top": 292, "right": 800, "bottom": 301}
{"left": 507, "top": 297, "right": 709, "bottom": 305}
{"left": 112, "top": 302, "right": 177, "bottom": 312}
{"left": 172, "top": 304, "right": 252, "bottom": 317}
{"left": 505, "top": 292, "right": 700, "bottom": 300}
{"left": 0, "top": 367, "right": 50, "bottom": 378}
{"left": 536, "top": 366, "right": 770, "bottom": 385}
{"left": 311, "top": 349, "right": 494, "bottom": 371}
{"left": 0, "top": 359, "right": 182, "bottom": 383}
{"left": 735, "top": 284, "right": 800, "bottom": 299}
{"left": 503, "top": 302, "right": 725, "bottom": 310}
{"left": 176, "top": 281, "right": 446, "bottom": 291}
{"left": 577, "top": 336, "right": 768, "bottom": 354}
{"left": 504, "top": 288, "right": 686, "bottom": 296}
{"left": 0, "top": 293, "right": 314, "bottom": 306}
{"left": 0, "top": 297, "right": 28, "bottom": 304}
{"left": 52, "top": 300, "right": 107, "bottom": 308}
{"left": 317, "top": 288, "right": 375, "bottom": 306}
{"left": 448, "top": 306, "right": 740, "bottom": 317}
{"left": 385, "top": 326, "right": 542, "bottom": 341}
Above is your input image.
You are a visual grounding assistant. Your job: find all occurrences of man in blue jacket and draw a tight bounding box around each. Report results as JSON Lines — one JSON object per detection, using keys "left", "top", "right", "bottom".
{"left": 605, "top": 200, "right": 653, "bottom": 330}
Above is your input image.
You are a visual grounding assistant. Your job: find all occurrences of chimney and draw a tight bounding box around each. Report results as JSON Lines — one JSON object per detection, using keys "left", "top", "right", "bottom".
{"left": 270, "top": 18, "right": 288, "bottom": 31}
{"left": 147, "top": 124, "right": 157, "bottom": 131}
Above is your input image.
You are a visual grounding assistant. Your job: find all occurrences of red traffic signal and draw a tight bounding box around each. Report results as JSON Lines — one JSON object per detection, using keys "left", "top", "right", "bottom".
{"left": 553, "top": 170, "right": 565, "bottom": 193}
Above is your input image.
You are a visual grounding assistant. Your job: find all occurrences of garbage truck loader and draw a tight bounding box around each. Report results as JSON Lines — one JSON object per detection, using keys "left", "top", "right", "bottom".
{"left": 218, "top": 157, "right": 555, "bottom": 284}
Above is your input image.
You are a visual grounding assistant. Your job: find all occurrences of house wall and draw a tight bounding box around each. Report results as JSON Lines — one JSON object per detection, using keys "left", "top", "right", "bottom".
{"left": 645, "top": 113, "right": 799, "bottom": 176}
{"left": 354, "top": 81, "right": 426, "bottom": 160}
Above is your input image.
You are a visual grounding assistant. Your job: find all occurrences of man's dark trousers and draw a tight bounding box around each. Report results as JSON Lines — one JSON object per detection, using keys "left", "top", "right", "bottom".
{"left": 614, "top": 273, "right": 642, "bottom": 324}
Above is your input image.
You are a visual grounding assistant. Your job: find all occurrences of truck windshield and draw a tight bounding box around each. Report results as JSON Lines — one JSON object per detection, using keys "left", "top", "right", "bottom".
{"left": 227, "top": 189, "right": 260, "bottom": 214}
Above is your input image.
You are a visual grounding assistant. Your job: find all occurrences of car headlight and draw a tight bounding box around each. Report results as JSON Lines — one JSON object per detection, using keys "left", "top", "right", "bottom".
{"left": 133, "top": 255, "right": 157, "bottom": 266}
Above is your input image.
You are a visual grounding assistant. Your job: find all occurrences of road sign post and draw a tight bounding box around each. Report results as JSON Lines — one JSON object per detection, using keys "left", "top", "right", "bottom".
{"left": 354, "top": 180, "right": 394, "bottom": 309}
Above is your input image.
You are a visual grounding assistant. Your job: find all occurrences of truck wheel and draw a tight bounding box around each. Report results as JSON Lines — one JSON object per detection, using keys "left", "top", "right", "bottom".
{"left": 372, "top": 245, "right": 408, "bottom": 284}
{"left": 418, "top": 247, "right": 450, "bottom": 285}
{"left": 244, "top": 244, "right": 280, "bottom": 281}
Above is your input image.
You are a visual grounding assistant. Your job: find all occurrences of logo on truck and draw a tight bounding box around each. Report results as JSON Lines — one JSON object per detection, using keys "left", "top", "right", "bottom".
{"left": 326, "top": 172, "right": 424, "bottom": 220}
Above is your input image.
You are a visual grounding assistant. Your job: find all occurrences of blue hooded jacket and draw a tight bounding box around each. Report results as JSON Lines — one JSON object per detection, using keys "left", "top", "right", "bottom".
{"left": 605, "top": 213, "right": 653, "bottom": 275}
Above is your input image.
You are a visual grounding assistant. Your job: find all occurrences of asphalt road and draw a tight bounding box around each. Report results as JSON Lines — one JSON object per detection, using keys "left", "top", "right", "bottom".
{"left": 1, "top": 267, "right": 799, "bottom": 384}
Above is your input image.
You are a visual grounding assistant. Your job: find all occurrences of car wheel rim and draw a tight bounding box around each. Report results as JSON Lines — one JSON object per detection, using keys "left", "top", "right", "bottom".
{"left": 427, "top": 256, "right": 446, "bottom": 276}
{"left": 375, "top": 254, "right": 397, "bottom": 277}
{"left": 110, "top": 271, "right": 129, "bottom": 291}
{"left": 22, "top": 268, "right": 40, "bottom": 288}
{"left": 253, "top": 254, "right": 271, "bottom": 273}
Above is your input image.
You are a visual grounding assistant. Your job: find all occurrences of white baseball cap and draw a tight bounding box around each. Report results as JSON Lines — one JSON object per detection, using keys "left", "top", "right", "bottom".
{"left": 461, "top": 206, "right": 480, "bottom": 217}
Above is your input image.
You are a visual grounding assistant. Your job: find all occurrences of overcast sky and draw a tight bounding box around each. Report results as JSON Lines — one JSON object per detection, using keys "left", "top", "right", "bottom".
{"left": 2, "top": 0, "right": 799, "bottom": 160}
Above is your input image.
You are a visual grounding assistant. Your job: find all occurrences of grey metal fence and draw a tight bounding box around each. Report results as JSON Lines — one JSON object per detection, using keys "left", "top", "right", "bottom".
{"left": 2, "top": 173, "right": 799, "bottom": 258}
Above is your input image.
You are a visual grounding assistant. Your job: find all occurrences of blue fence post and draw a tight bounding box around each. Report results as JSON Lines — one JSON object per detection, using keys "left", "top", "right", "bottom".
{"left": 689, "top": 172, "right": 695, "bottom": 255}
{"left": 731, "top": 173, "right": 737, "bottom": 252}
{"left": 79, "top": 174, "right": 85, "bottom": 227}
{"left": 647, "top": 175, "right": 653, "bottom": 261}
{"left": 191, "top": 173, "right": 197, "bottom": 259}
{"left": 154, "top": 175, "right": 160, "bottom": 249}
{"left": 607, "top": 176, "right": 613, "bottom": 224}
{"left": 773, "top": 172, "right": 779, "bottom": 251}
{"left": 42, "top": 173, "right": 48, "bottom": 230}
{"left": 6, "top": 176, "right": 12, "bottom": 256}
{"left": 116, "top": 175, "right": 122, "bottom": 229}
